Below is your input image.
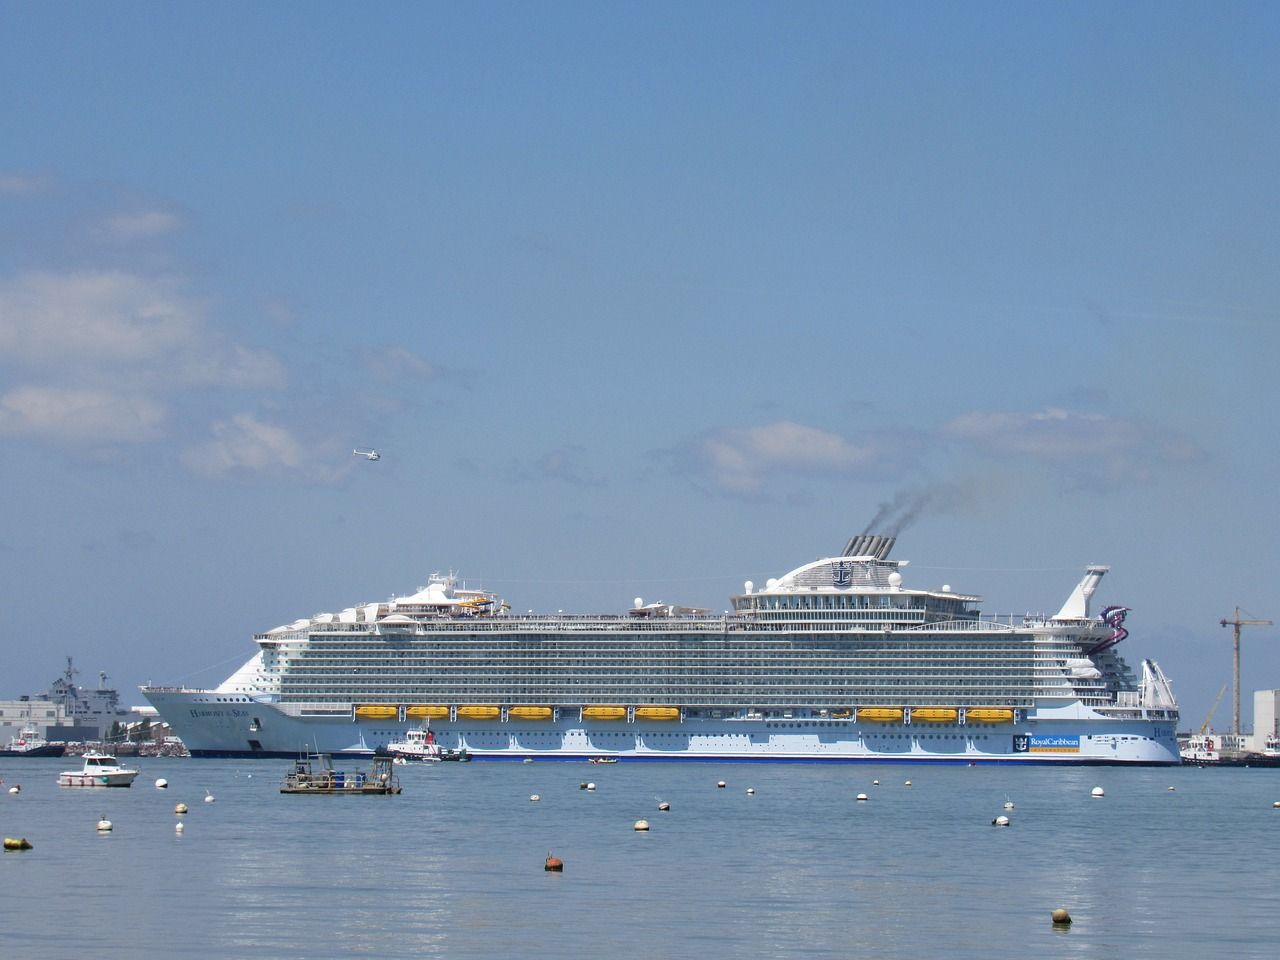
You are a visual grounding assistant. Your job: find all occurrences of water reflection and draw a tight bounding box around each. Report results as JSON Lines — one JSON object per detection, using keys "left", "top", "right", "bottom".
{"left": 3, "top": 758, "right": 1278, "bottom": 958}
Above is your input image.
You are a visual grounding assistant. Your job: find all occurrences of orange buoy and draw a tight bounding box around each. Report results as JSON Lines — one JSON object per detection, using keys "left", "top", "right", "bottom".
{"left": 544, "top": 855, "right": 564, "bottom": 872}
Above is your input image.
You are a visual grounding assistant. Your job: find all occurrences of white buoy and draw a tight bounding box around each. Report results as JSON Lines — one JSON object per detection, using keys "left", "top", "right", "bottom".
{"left": 657, "top": 801, "right": 670, "bottom": 811}
{"left": 175, "top": 803, "right": 188, "bottom": 814}
{"left": 993, "top": 815, "right": 1010, "bottom": 827}
{"left": 7, "top": 785, "right": 18, "bottom": 795}
{"left": 634, "top": 819, "right": 650, "bottom": 831}
{"left": 1272, "top": 800, "right": 1280, "bottom": 809}
{"left": 717, "top": 780, "right": 726, "bottom": 789}
{"left": 204, "top": 791, "right": 216, "bottom": 803}
{"left": 872, "top": 779, "right": 879, "bottom": 786}
{"left": 96, "top": 818, "right": 113, "bottom": 832}
{"left": 529, "top": 794, "right": 540, "bottom": 802}
{"left": 586, "top": 782, "right": 596, "bottom": 791}
{"left": 175, "top": 821, "right": 185, "bottom": 833}
{"left": 856, "top": 793, "right": 869, "bottom": 802}
{"left": 904, "top": 780, "right": 912, "bottom": 787}
{"left": 155, "top": 778, "right": 169, "bottom": 789}
{"left": 746, "top": 787, "right": 755, "bottom": 795}
{"left": 1003, "top": 800, "right": 1015, "bottom": 810}
{"left": 1168, "top": 786, "right": 1176, "bottom": 792}
{"left": 1091, "top": 786, "right": 1105, "bottom": 798}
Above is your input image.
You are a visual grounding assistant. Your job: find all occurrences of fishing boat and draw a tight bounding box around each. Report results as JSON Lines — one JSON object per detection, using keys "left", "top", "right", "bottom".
{"left": 57, "top": 752, "right": 140, "bottom": 787}
{"left": 280, "top": 754, "right": 401, "bottom": 794}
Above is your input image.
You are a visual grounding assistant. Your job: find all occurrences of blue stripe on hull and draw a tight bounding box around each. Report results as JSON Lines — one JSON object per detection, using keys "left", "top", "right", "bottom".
{"left": 188, "top": 749, "right": 1177, "bottom": 765}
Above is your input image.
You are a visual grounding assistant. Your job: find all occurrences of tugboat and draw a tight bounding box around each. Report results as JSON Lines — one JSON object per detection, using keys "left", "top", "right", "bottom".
{"left": 381, "top": 725, "right": 442, "bottom": 762}
{"left": 280, "top": 754, "right": 402, "bottom": 794}
{"left": 1, "top": 725, "right": 66, "bottom": 758}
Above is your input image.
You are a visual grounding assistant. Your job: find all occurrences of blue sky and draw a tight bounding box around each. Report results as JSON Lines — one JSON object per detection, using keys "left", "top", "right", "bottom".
{"left": 2, "top": 2, "right": 1276, "bottom": 733}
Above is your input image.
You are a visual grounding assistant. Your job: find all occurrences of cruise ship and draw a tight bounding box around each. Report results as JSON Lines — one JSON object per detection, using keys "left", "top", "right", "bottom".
{"left": 142, "top": 535, "right": 1181, "bottom": 763}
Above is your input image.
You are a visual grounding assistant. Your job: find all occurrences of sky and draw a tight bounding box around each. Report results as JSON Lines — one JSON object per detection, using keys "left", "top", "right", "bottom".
{"left": 1, "top": 2, "right": 1277, "bottom": 734}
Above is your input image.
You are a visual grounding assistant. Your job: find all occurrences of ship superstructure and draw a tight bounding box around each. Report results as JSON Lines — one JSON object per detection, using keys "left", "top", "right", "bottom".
{"left": 143, "top": 535, "right": 1180, "bottom": 763}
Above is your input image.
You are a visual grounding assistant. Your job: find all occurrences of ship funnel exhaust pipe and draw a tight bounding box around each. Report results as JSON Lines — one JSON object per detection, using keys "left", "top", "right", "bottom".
{"left": 842, "top": 535, "right": 896, "bottom": 560}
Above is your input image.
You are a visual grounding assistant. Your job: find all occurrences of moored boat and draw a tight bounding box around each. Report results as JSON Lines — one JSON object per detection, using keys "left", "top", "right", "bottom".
{"left": 57, "top": 752, "right": 140, "bottom": 787}
{"left": 280, "top": 754, "right": 401, "bottom": 794}
{"left": 1, "top": 726, "right": 66, "bottom": 758}
{"left": 1179, "top": 733, "right": 1280, "bottom": 767}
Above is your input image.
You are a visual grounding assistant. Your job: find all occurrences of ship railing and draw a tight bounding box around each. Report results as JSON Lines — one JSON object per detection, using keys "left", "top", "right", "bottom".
{"left": 139, "top": 686, "right": 206, "bottom": 693}
{"left": 894, "top": 618, "right": 1019, "bottom": 633}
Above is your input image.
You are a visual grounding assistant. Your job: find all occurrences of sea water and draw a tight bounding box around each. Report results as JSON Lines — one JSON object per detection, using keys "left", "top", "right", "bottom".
{"left": 1, "top": 758, "right": 1277, "bottom": 959}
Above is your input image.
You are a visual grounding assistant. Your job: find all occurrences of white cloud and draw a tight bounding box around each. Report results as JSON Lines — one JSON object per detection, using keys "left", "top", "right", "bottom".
{"left": 0, "top": 270, "right": 199, "bottom": 366}
{"left": 535, "top": 445, "right": 606, "bottom": 487}
{"left": 0, "top": 386, "right": 166, "bottom": 442}
{"left": 0, "top": 269, "right": 285, "bottom": 387}
{"left": 180, "top": 414, "right": 305, "bottom": 477}
{"left": 367, "top": 346, "right": 436, "bottom": 379}
{"left": 944, "top": 407, "right": 1205, "bottom": 483}
{"left": 673, "top": 421, "right": 880, "bottom": 495}
{"left": 0, "top": 270, "right": 285, "bottom": 456}
{"left": 0, "top": 172, "right": 50, "bottom": 194}
{"left": 97, "top": 209, "right": 181, "bottom": 241}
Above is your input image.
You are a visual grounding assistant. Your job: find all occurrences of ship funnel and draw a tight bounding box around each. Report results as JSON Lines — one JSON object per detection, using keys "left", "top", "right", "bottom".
{"left": 842, "top": 535, "right": 896, "bottom": 560}
{"left": 1053, "top": 564, "right": 1109, "bottom": 620}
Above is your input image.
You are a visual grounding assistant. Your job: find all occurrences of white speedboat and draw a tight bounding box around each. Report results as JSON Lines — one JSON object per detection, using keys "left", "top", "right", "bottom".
{"left": 57, "top": 752, "right": 140, "bottom": 787}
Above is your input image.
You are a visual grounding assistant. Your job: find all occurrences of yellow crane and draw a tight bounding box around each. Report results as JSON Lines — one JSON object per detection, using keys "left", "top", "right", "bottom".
{"left": 1199, "top": 683, "right": 1227, "bottom": 736}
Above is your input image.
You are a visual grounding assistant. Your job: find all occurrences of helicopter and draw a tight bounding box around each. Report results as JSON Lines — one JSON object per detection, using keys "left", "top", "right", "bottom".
{"left": 353, "top": 448, "right": 381, "bottom": 461}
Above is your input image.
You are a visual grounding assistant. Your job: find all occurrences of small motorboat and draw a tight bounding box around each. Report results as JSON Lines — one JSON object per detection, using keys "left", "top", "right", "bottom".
{"left": 58, "top": 752, "right": 140, "bottom": 787}
{"left": 588, "top": 757, "right": 618, "bottom": 764}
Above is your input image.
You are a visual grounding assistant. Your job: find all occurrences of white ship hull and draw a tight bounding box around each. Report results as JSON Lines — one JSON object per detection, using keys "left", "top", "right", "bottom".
{"left": 142, "top": 536, "right": 1182, "bottom": 765}
{"left": 144, "top": 690, "right": 1179, "bottom": 764}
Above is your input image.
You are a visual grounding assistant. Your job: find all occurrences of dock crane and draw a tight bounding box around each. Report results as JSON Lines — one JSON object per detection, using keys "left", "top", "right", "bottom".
{"left": 1199, "top": 683, "right": 1227, "bottom": 736}
{"left": 1221, "top": 607, "right": 1273, "bottom": 735}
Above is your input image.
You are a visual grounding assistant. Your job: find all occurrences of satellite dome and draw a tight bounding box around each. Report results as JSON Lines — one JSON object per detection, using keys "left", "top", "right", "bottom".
{"left": 887, "top": 571, "right": 903, "bottom": 589}
{"left": 744, "top": 580, "right": 753, "bottom": 594}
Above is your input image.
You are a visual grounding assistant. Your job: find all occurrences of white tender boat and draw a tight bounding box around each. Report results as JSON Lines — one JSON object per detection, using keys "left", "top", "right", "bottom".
{"left": 57, "top": 752, "right": 140, "bottom": 787}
